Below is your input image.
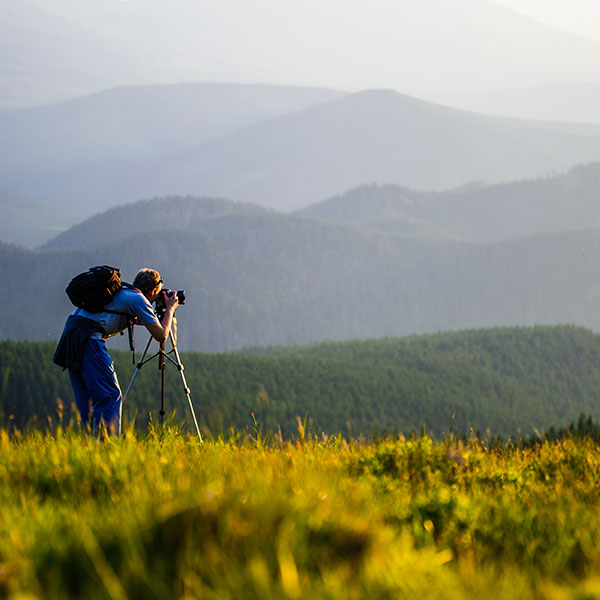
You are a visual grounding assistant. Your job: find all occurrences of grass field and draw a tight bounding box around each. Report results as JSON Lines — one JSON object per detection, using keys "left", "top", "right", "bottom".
{"left": 2, "top": 425, "right": 600, "bottom": 599}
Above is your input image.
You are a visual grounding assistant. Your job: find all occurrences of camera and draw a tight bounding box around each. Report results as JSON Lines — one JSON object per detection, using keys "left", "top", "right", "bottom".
{"left": 163, "top": 288, "right": 186, "bottom": 305}
{"left": 155, "top": 288, "right": 186, "bottom": 317}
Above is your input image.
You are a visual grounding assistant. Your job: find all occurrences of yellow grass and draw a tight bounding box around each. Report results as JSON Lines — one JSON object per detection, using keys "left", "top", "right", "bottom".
{"left": 1, "top": 427, "right": 600, "bottom": 598}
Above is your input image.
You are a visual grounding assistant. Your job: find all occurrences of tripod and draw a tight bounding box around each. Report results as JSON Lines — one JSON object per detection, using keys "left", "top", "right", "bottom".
{"left": 122, "top": 324, "right": 203, "bottom": 442}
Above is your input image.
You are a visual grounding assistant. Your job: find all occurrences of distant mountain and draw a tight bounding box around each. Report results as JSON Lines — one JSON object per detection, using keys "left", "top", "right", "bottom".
{"left": 4, "top": 194, "right": 600, "bottom": 351}
{"left": 4, "top": 0, "right": 600, "bottom": 107}
{"left": 0, "top": 82, "right": 345, "bottom": 173}
{"left": 419, "top": 83, "right": 600, "bottom": 125}
{"left": 126, "top": 90, "right": 600, "bottom": 212}
{"left": 42, "top": 196, "right": 270, "bottom": 250}
{"left": 7, "top": 90, "right": 600, "bottom": 220}
{"left": 0, "top": 81, "right": 345, "bottom": 231}
{"left": 298, "top": 163, "right": 600, "bottom": 241}
{"left": 0, "top": 185, "right": 69, "bottom": 247}
{"left": 0, "top": 1, "right": 153, "bottom": 108}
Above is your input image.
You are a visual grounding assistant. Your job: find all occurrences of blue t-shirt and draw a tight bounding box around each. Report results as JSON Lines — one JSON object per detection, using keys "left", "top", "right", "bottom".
{"left": 73, "top": 287, "right": 159, "bottom": 339}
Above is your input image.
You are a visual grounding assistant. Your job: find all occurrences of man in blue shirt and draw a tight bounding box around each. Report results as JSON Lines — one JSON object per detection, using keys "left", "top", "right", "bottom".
{"left": 56, "top": 268, "right": 178, "bottom": 436}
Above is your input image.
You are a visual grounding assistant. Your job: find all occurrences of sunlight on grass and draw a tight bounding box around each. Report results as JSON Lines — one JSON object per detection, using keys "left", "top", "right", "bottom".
{"left": 1, "top": 427, "right": 600, "bottom": 598}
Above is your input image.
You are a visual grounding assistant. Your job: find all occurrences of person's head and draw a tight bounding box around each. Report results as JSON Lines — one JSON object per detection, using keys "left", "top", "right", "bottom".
{"left": 133, "top": 268, "right": 163, "bottom": 301}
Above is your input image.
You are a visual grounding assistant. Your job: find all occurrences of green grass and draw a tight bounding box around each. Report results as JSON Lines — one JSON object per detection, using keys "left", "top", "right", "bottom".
{"left": 2, "top": 426, "right": 600, "bottom": 599}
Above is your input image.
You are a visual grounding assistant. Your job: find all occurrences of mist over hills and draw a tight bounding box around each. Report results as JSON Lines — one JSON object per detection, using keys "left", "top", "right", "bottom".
{"left": 421, "top": 83, "right": 600, "bottom": 125}
{"left": 5, "top": 0, "right": 600, "bottom": 108}
{"left": 3, "top": 162, "right": 600, "bottom": 352}
{"left": 0, "top": 81, "right": 346, "bottom": 231}
{"left": 99, "top": 90, "right": 600, "bottom": 212}
{"left": 0, "top": 184, "right": 69, "bottom": 248}
{"left": 0, "top": 82, "right": 345, "bottom": 174}
{"left": 298, "top": 163, "right": 600, "bottom": 241}
{"left": 41, "top": 196, "right": 271, "bottom": 251}
{"left": 0, "top": 1, "right": 154, "bottom": 108}
{"left": 5, "top": 88, "right": 600, "bottom": 231}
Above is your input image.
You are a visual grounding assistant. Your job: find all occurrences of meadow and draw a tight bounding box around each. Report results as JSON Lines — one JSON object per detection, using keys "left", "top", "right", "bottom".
{"left": 2, "top": 424, "right": 600, "bottom": 599}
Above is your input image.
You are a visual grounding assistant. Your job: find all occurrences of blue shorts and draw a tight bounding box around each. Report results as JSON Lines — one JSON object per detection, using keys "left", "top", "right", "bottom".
{"left": 69, "top": 338, "right": 122, "bottom": 436}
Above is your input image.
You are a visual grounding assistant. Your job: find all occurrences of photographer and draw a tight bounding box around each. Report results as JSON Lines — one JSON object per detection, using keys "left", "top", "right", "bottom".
{"left": 55, "top": 268, "right": 178, "bottom": 436}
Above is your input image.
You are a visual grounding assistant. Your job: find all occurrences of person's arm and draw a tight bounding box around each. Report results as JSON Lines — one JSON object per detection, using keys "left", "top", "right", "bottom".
{"left": 145, "top": 293, "right": 178, "bottom": 344}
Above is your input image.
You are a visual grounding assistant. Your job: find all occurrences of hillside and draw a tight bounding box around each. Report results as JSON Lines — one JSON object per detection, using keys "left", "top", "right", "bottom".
{"left": 41, "top": 196, "right": 271, "bottom": 250}
{"left": 11, "top": 89, "right": 600, "bottom": 219}
{"left": 3, "top": 193, "right": 600, "bottom": 351}
{"left": 0, "top": 82, "right": 345, "bottom": 173}
{"left": 0, "top": 184, "right": 68, "bottom": 247}
{"left": 28, "top": 91, "right": 600, "bottom": 217}
{"left": 4, "top": 326, "right": 600, "bottom": 438}
{"left": 298, "top": 163, "right": 600, "bottom": 241}
{"left": 0, "top": 81, "right": 345, "bottom": 233}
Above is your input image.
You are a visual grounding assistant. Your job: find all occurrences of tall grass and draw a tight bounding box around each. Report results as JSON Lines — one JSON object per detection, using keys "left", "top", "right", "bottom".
{"left": 2, "top": 426, "right": 600, "bottom": 598}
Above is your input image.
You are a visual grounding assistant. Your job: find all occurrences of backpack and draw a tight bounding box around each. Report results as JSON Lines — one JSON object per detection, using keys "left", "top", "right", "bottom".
{"left": 65, "top": 265, "right": 137, "bottom": 359}
{"left": 66, "top": 265, "right": 124, "bottom": 313}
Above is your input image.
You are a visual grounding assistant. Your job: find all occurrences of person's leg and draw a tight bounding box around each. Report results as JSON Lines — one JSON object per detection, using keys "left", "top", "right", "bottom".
{"left": 68, "top": 368, "right": 93, "bottom": 430}
{"left": 79, "top": 338, "right": 123, "bottom": 436}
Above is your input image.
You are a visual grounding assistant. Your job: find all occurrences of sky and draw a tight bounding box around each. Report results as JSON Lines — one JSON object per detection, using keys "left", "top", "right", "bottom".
{"left": 489, "top": 0, "right": 600, "bottom": 43}
{"left": 36, "top": 0, "right": 600, "bottom": 44}
{"left": 8, "top": 0, "right": 600, "bottom": 109}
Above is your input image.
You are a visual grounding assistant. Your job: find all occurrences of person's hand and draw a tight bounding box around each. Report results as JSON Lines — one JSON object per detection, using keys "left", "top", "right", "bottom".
{"left": 163, "top": 290, "right": 179, "bottom": 311}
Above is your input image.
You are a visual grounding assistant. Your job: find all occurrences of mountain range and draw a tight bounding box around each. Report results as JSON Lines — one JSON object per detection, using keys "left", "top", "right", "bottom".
{"left": 298, "top": 163, "right": 600, "bottom": 241}
{"left": 4, "top": 0, "right": 600, "bottom": 108}
{"left": 2, "top": 163, "right": 600, "bottom": 352}
{"left": 3, "top": 85, "right": 600, "bottom": 246}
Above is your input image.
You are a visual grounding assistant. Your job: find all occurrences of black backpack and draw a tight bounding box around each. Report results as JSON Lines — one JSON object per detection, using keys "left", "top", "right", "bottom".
{"left": 65, "top": 265, "right": 137, "bottom": 359}
{"left": 66, "top": 265, "right": 124, "bottom": 312}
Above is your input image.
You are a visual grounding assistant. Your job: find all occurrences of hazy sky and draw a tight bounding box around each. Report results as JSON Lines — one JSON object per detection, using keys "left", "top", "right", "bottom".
{"left": 37, "top": 0, "right": 600, "bottom": 43}
{"left": 10, "top": 0, "right": 600, "bottom": 108}
{"left": 489, "top": 0, "right": 600, "bottom": 43}
{"left": 36, "top": 0, "right": 600, "bottom": 42}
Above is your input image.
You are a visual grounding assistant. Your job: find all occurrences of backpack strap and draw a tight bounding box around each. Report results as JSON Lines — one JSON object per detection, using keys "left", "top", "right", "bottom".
{"left": 102, "top": 309, "right": 136, "bottom": 362}
{"left": 102, "top": 284, "right": 140, "bottom": 363}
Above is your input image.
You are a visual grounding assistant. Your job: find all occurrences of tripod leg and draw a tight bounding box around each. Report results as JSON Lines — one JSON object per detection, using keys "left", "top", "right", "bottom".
{"left": 159, "top": 342, "right": 166, "bottom": 429}
{"left": 122, "top": 334, "right": 154, "bottom": 405}
{"left": 169, "top": 330, "right": 203, "bottom": 442}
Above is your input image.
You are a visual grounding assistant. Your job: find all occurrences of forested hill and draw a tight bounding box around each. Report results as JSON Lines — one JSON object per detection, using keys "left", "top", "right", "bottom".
{"left": 3, "top": 325, "right": 600, "bottom": 439}
{"left": 3, "top": 193, "right": 600, "bottom": 351}
{"left": 41, "top": 196, "right": 270, "bottom": 250}
{"left": 297, "top": 162, "right": 600, "bottom": 241}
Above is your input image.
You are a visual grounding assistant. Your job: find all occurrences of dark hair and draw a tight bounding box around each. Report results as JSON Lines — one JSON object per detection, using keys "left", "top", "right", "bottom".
{"left": 133, "top": 268, "right": 162, "bottom": 295}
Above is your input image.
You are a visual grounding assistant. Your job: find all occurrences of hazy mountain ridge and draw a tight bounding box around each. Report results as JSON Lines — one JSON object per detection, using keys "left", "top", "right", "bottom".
{"left": 0, "top": 0, "right": 151, "bottom": 108}
{"left": 41, "top": 196, "right": 271, "bottom": 250}
{"left": 299, "top": 163, "right": 600, "bottom": 241}
{"left": 0, "top": 82, "right": 346, "bottom": 173}
{"left": 4, "top": 185, "right": 600, "bottom": 351}
{"left": 5, "top": 0, "right": 600, "bottom": 107}
{"left": 0, "top": 81, "right": 347, "bottom": 235}
{"left": 0, "top": 184, "right": 70, "bottom": 247}
{"left": 7, "top": 88, "right": 600, "bottom": 224}
{"left": 118, "top": 91, "right": 600, "bottom": 211}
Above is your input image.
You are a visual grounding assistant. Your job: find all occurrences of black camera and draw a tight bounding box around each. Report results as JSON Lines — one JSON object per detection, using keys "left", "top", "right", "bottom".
{"left": 164, "top": 288, "right": 186, "bottom": 305}
{"left": 155, "top": 288, "right": 186, "bottom": 315}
